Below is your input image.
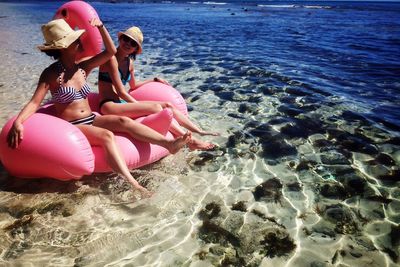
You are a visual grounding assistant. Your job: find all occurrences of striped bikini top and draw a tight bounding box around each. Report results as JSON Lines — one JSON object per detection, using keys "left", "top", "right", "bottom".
{"left": 51, "top": 62, "right": 91, "bottom": 104}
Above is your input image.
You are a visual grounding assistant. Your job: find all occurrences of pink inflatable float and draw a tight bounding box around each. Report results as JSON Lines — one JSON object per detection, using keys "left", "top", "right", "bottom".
{"left": 0, "top": 83, "right": 186, "bottom": 180}
{"left": 0, "top": 2, "right": 189, "bottom": 180}
{"left": 130, "top": 82, "right": 188, "bottom": 116}
{"left": 53, "top": 1, "right": 102, "bottom": 61}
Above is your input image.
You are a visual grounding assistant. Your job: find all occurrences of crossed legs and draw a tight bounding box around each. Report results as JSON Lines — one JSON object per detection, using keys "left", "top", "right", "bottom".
{"left": 101, "top": 101, "right": 219, "bottom": 136}
{"left": 100, "top": 102, "right": 218, "bottom": 150}
{"left": 93, "top": 114, "right": 190, "bottom": 154}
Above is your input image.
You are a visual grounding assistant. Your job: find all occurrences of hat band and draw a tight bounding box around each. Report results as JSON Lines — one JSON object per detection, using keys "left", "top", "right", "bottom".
{"left": 44, "top": 34, "right": 71, "bottom": 46}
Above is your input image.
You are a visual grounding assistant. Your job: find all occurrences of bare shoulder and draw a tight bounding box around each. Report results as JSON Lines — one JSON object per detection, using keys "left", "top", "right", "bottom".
{"left": 109, "top": 56, "right": 119, "bottom": 70}
{"left": 39, "top": 63, "right": 59, "bottom": 88}
{"left": 100, "top": 56, "right": 117, "bottom": 72}
{"left": 40, "top": 63, "right": 58, "bottom": 81}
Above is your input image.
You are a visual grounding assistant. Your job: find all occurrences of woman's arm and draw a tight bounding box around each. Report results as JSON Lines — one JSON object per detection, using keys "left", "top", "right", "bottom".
{"left": 128, "top": 65, "right": 151, "bottom": 90}
{"left": 107, "top": 57, "right": 136, "bottom": 103}
{"left": 129, "top": 67, "right": 170, "bottom": 90}
{"left": 80, "top": 18, "right": 117, "bottom": 74}
{"left": 7, "top": 71, "right": 50, "bottom": 148}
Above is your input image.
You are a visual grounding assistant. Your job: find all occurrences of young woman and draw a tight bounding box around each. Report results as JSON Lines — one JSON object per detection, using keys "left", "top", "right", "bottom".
{"left": 97, "top": 26, "right": 219, "bottom": 151}
{"left": 7, "top": 18, "right": 190, "bottom": 197}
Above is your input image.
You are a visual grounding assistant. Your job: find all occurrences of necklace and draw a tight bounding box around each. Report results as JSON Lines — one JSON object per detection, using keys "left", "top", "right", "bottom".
{"left": 57, "top": 61, "right": 86, "bottom": 83}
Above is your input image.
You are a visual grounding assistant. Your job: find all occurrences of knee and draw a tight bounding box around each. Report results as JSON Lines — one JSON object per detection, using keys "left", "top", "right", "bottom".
{"left": 151, "top": 103, "right": 163, "bottom": 113}
{"left": 100, "top": 105, "right": 112, "bottom": 115}
{"left": 99, "top": 129, "right": 115, "bottom": 144}
{"left": 164, "top": 102, "right": 174, "bottom": 109}
{"left": 117, "top": 116, "right": 133, "bottom": 127}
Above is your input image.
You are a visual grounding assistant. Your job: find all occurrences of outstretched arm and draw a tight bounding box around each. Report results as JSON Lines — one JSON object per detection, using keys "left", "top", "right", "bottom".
{"left": 80, "top": 18, "right": 117, "bottom": 74}
{"left": 129, "top": 72, "right": 170, "bottom": 90}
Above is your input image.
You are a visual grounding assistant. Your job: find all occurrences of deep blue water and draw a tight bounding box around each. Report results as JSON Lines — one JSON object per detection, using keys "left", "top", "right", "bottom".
{"left": 7, "top": 1, "right": 400, "bottom": 133}
{"left": 22, "top": 1, "right": 400, "bottom": 128}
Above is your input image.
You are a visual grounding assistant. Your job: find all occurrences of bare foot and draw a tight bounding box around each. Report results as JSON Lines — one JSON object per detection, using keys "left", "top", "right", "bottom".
{"left": 198, "top": 130, "right": 220, "bottom": 136}
{"left": 166, "top": 131, "right": 191, "bottom": 154}
{"left": 188, "top": 137, "right": 216, "bottom": 151}
{"left": 135, "top": 185, "right": 153, "bottom": 198}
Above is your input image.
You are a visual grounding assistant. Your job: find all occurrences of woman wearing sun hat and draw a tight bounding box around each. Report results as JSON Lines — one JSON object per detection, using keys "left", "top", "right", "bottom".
{"left": 7, "top": 18, "right": 190, "bottom": 197}
{"left": 98, "top": 26, "right": 219, "bottom": 151}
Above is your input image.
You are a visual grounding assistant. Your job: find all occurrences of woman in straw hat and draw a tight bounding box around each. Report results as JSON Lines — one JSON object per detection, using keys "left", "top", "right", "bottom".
{"left": 97, "top": 26, "right": 219, "bottom": 151}
{"left": 7, "top": 18, "right": 190, "bottom": 197}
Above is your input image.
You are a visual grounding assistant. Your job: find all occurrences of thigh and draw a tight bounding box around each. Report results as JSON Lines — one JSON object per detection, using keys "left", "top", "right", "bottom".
{"left": 92, "top": 114, "right": 130, "bottom": 132}
{"left": 105, "top": 102, "right": 165, "bottom": 118}
{"left": 75, "top": 124, "right": 111, "bottom": 146}
{"left": 138, "top": 101, "right": 170, "bottom": 108}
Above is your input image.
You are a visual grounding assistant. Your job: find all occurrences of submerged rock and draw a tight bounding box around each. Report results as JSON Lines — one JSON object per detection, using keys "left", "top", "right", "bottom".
{"left": 368, "top": 153, "right": 396, "bottom": 166}
{"left": 323, "top": 204, "right": 360, "bottom": 235}
{"left": 199, "top": 220, "right": 241, "bottom": 247}
{"left": 377, "top": 170, "right": 400, "bottom": 182}
{"left": 341, "top": 110, "right": 370, "bottom": 124}
{"left": 198, "top": 202, "right": 221, "bottom": 221}
{"left": 327, "top": 129, "right": 379, "bottom": 155}
{"left": 197, "top": 198, "right": 296, "bottom": 265}
{"left": 231, "top": 201, "right": 247, "bottom": 212}
{"left": 253, "top": 178, "right": 283, "bottom": 203}
{"left": 3, "top": 214, "right": 34, "bottom": 232}
{"left": 312, "top": 138, "right": 334, "bottom": 148}
{"left": 294, "top": 159, "right": 317, "bottom": 171}
{"left": 319, "top": 183, "right": 349, "bottom": 199}
{"left": 248, "top": 123, "right": 274, "bottom": 138}
{"left": 277, "top": 105, "right": 303, "bottom": 117}
{"left": 331, "top": 171, "right": 368, "bottom": 197}
{"left": 385, "top": 136, "right": 400, "bottom": 146}
{"left": 259, "top": 230, "right": 297, "bottom": 258}
{"left": 281, "top": 116, "right": 326, "bottom": 139}
{"left": 226, "top": 131, "right": 247, "bottom": 148}
{"left": 260, "top": 136, "right": 298, "bottom": 159}
{"left": 320, "top": 151, "right": 350, "bottom": 165}
{"left": 286, "top": 182, "right": 302, "bottom": 192}
{"left": 3, "top": 240, "right": 32, "bottom": 260}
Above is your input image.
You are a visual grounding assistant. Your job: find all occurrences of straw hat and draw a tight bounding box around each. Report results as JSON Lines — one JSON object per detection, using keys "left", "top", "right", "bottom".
{"left": 38, "top": 19, "right": 85, "bottom": 51}
{"left": 118, "top": 26, "right": 143, "bottom": 54}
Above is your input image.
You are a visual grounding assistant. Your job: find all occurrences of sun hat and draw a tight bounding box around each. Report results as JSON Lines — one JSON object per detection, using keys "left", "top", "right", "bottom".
{"left": 118, "top": 26, "right": 143, "bottom": 54}
{"left": 38, "top": 19, "right": 85, "bottom": 51}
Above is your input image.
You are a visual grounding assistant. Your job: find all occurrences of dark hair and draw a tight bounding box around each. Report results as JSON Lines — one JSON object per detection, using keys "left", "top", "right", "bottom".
{"left": 129, "top": 53, "right": 137, "bottom": 60}
{"left": 43, "top": 49, "right": 61, "bottom": 60}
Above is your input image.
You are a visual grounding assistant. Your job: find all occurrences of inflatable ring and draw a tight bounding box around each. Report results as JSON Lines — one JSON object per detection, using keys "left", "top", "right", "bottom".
{"left": 129, "top": 82, "right": 188, "bottom": 116}
{"left": 0, "top": 100, "right": 175, "bottom": 180}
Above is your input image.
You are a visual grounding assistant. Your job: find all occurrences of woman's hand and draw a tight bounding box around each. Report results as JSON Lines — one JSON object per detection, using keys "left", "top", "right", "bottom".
{"left": 7, "top": 121, "right": 24, "bottom": 149}
{"left": 153, "top": 77, "right": 171, "bottom": 86}
{"left": 136, "top": 185, "right": 154, "bottom": 199}
{"left": 89, "top": 17, "right": 103, "bottom": 29}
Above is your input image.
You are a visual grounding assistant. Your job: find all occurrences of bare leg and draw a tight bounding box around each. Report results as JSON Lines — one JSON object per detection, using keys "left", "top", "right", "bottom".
{"left": 76, "top": 125, "right": 151, "bottom": 197}
{"left": 101, "top": 101, "right": 220, "bottom": 136}
{"left": 93, "top": 115, "right": 190, "bottom": 154}
{"left": 165, "top": 103, "right": 219, "bottom": 136}
{"left": 188, "top": 137, "right": 216, "bottom": 151}
{"left": 101, "top": 101, "right": 163, "bottom": 119}
{"left": 168, "top": 119, "right": 215, "bottom": 151}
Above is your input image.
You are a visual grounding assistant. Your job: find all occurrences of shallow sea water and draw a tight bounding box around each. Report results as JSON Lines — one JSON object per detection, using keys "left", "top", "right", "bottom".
{"left": 0, "top": 1, "right": 399, "bottom": 266}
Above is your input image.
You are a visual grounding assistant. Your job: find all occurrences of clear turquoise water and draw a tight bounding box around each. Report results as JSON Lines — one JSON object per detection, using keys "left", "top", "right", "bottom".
{"left": 0, "top": 1, "right": 399, "bottom": 266}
